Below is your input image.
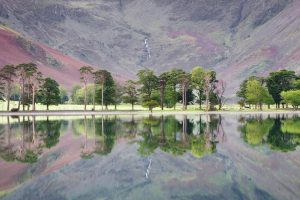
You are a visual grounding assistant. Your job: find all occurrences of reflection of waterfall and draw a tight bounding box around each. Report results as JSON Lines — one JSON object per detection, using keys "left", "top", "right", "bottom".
{"left": 145, "top": 157, "right": 152, "bottom": 179}
{"left": 144, "top": 38, "right": 151, "bottom": 59}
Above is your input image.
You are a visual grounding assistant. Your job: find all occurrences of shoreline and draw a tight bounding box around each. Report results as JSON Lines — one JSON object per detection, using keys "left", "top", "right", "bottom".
{"left": 0, "top": 110, "right": 299, "bottom": 116}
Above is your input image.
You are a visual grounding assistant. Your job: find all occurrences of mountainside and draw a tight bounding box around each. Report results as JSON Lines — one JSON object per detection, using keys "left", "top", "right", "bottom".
{"left": 0, "top": 24, "right": 90, "bottom": 90}
{"left": 0, "top": 0, "right": 300, "bottom": 96}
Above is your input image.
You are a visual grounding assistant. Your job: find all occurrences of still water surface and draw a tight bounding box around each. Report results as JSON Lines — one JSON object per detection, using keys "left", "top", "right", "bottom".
{"left": 0, "top": 114, "right": 300, "bottom": 200}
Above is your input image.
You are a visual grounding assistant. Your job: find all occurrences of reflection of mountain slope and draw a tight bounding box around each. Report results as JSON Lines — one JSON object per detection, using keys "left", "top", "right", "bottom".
{"left": 1, "top": 0, "right": 300, "bottom": 96}
{"left": 3, "top": 115, "right": 300, "bottom": 200}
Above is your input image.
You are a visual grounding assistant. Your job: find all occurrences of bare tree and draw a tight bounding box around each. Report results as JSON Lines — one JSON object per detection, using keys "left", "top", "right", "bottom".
{"left": 216, "top": 80, "right": 226, "bottom": 110}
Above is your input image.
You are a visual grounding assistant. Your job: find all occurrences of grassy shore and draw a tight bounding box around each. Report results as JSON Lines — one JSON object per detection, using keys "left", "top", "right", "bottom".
{"left": 0, "top": 101, "right": 298, "bottom": 116}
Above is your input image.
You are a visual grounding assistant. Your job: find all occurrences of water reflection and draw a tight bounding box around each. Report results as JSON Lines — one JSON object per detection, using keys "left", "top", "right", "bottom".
{"left": 239, "top": 114, "right": 300, "bottom": 151}
{"left": 1, "top": 114, "right": 300, "bottom": 199}
{"left": 0, "top": 115, "right": 227, "bottom": 164}
{"left": 0, "top": 116, "right": 66, "bottom": 163}
{"left": 2, "top": 114, "right": 300, "bottom": 165}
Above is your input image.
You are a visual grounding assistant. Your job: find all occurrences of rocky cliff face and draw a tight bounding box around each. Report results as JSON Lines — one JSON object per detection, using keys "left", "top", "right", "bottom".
{"left": 0, "top": 0, "right": 299, "bottom": 96}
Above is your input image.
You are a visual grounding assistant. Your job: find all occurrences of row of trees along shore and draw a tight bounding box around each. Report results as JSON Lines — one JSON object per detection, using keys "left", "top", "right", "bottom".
{"left": 0, "top": 63, "right": 226, "bottom": 111}
{"left": 0, "top": 63, "right": 62, "bottom": 111}
{"left": 1, "top": 64, "right": 300, "bottom": 112}
{"left": 237, "top": 69, "right": 300, "bottom": 110}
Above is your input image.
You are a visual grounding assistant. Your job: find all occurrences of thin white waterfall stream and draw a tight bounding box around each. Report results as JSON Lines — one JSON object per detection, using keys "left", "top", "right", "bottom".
{"left": 144, "top": 38, "right": 151, "bottom": 59}
{"left": 145, "top": 157, "right": 152, "bottom": 179}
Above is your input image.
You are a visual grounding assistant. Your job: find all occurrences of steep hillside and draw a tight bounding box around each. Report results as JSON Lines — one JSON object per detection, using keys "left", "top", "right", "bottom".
{"left": 0, "top": 24, "right": 91, "bottom": 90}
{"left": 0, "top": 0, "right": 299, "bottom": 96}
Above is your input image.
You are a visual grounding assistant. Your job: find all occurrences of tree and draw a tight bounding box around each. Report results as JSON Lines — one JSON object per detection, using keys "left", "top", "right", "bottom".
{"left": 143, "top": 100, "right": 160, "bottom": 112}
{"left": 123, "top": 80, "right": 138, "bottom": 110}
{"left": 137, "top": 69, "right": 159, "bottom": 111}
{"left": 203, "top": 71, "right": 219, "bottom": 111}
{"left": 281, "top": 90, "right": 300, "bottom": 110}
{"left": 215, "top": 80, "right": 226, "bottom": 110}
{"left": 95, "top": 70, "right": 116, "bottom": 110}
{"left": 71, "top": 85, "right": 81, "bottom": 103}
{"left": 158, "top": 76, "right": 167, "bottom": 110}
{"left": 94, "top": 70, "right": 106, "bottom": 110}
{"left": 79, "top": 66, "right": 94, "bottom": 110}
{"left": 0, "top": 65, "right": 16, "bottom": 111}
{"left": 167, "top": 69, "right": 184, "bottom": 109}
{"left": 266, "top": 70, "right": 296, "bottom": 108}
{"left": 38, "top": 78, "right": 60, "bottom": 110}
{"left": 263, "top": 93, "right": 275, "bottom": 109}
{"left": 236, "top": 76, "right": 263, "bottom": 108}
{"left": 59, "top": 87, "right": 69, "bottom": 104}
{"left": 245, "top": 79, "right": 271, "bottom": 110}
{"left": 16, "top": 63, "right": 42, "bottom": 111}
{"left": 191, "top": 66, "right": 206, "bottom": 109}
{"left": 114, "top": 83, "right": 123, "bottom": 110}
{"left": 179, "top": 72, "right": 190, "bottom": 110}
{"left": 16, "top": 63, "right": 29, "bottom": 110}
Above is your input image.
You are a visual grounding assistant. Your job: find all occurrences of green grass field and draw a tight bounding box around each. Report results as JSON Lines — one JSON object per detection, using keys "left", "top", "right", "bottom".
{"left": 0, "top": 101, "right": 294, "bottom": 112}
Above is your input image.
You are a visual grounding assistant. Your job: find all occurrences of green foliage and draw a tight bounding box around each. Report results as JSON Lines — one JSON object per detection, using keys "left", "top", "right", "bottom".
{"left": 242, "top": 118, "right": 274, "bottom": 146}
{"left": 95, "top": 70, "right": 116, "bottom": 107}
{"left": 123, "top": 80, "right": 138, "bottom": 109}
{"left": 18, "top": 150, "right": 38, "bottom": 163}
{"left": 165, "top": 69, "right": 185, "bottom": 108}
{"left": 245, "top": 79, "right": 273, "bottom": 109}
{"left": 191, "top": 66, "right": 206, "bottom": 108}
{"left": 281, "top": 118, "right": 300, "bottom": 134}
{"left": 37, "top": 119, "right": 62, "bottom": 148}
{"left": 59, "top": 87, "right": 69, "bottom": 104}
{"left": 281, "top": 90, "right": 300, "bottom": 109}
{"left": 37, "top": 78, "right": 60, "bottom": 109}
{"left": 73, "top": 84, "right": 94, "bottom": 105}
{"left": 142, "top": 100, "right": 160, "bottom": 112}
{"left": 241, "top": 116, "right": 300, "bottom": 152}
{"left": 137, "top": 69, "right": 159, "bottom": 110}
{"left": 71, "top": 85, "right": 81, "bottom": 103}
{"left": 266, "top": 70, "right": 296, "bottom": 106}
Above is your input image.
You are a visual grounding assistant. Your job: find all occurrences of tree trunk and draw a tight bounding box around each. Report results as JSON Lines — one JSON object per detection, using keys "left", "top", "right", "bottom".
{"left": 93, "top": 84, "right": 96, "bottom": 111}
{"left": 182, "top": 85, "right": 185, "bottom": 110}
{"left": 199, "top": 90, "right": 202, "bottom": 110}
{"left": 84, "top": 83, "right": 87, "bottom": 111}
{"left": 22, "top": 81, "right": 25, "bottom": 111}
{"left": 184, "top": 87, "right": 187, "bottom": 110}
{"left": 32, "top": 87, "right": 35, "bottom": 111}
{"left": 47, "top": 104, "right": 49, "bottom": 111}
{"left": 132, "top": 103, "right": 134, "bottom": 111}
{"left": 101, "top": 84, "right": 104, "bottom": 111}
{"left": 160, "top": 84, "right": 164, "bottom": 110}
{"left": 173, "top": 85, "right": 176, "bottom": 110}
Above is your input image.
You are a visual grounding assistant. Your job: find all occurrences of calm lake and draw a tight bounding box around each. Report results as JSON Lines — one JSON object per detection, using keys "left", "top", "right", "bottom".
{"left": 0, "top": 113, "right": 300, "bottom": 200}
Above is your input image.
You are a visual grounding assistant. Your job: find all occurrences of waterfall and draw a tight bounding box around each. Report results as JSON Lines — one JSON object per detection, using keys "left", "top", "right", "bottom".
{"left": 145, "top": 157, "right": 152, "bottom": 179}
{"left": 144, "top": 38, "right": 151, "bottom": 59}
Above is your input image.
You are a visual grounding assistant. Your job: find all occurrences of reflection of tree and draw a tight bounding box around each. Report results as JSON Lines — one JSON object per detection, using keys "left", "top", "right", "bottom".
{"left": 94, "top": 116, "right": 117, "bottom": 155}
{"left": 37, "top": 117, "right": 62, "bottom": 149}
{"left": 0, "top": 117, "right": 68, "bottom": 163}
{"left": 241, "top": 116, "right": 274, "bottom": 146}
{"left": 138, "top": 115, "right": 223, "bottom": 158}
{"left": 0, "top": 117, "right": 14, "bottom": 162}
{"left": 240, "top": 115, "right": 300, "bottom": 152}
{"left": 268, "top": 116, "right": 299, "bottom": 152}
{"left": 81, "top": 116, "right": 94, "bottom": 159}
{"left": 138, "top": 115, "right": 160, "bottom": 156}
{"left": 122, "top": 115, "right": 138, "bottom": 137}
{"left": 281, "top": 117, "right": 300, "bottom": 134}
